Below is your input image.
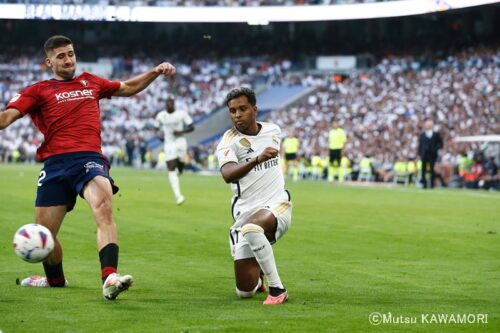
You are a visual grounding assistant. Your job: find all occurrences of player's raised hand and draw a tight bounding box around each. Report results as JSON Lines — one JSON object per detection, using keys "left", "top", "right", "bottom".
{"left": 154, "top": 62, "right": 176, "bottom": 77}
{"left": 258, "top": 147, "right": 279, "bottom": 163}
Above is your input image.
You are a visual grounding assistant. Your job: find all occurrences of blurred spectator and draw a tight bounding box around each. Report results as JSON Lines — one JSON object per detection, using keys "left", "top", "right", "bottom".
{"left": 480, "top": 156, "right": 499, "bottom": 190}
{"left": 464, "top": 154, "right": 486, "bottom": 189}
{"left": 418, "top": 118, "right": 443, "bottom": 189}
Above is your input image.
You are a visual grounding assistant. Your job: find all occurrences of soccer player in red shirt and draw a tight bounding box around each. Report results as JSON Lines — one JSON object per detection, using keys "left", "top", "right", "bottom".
{"left": 0, "top": 35, "right": 176, "bottom": 300}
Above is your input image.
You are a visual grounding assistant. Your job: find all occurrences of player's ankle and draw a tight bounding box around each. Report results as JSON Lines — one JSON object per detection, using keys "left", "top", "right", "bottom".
{"left": 269, "top": 286, "right": 286, "bottom": 297}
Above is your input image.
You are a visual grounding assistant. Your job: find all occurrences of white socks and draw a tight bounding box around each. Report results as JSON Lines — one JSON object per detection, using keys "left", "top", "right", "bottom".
{"left": 241, "top": 223, "right": 284, "bottom": 289}
{"left": 168, "top": 170, "right": 181, "bottom": 199}
{"left": 236, "top": 285, "right": 258, "bottom": 298}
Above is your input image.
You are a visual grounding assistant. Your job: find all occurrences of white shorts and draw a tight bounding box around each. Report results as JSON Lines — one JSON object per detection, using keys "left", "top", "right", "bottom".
{"left": 164, "top": 137, "right": 187, "bottom": 161}
{"left": 228, "top": 191, "right": 292, "bottom": 261}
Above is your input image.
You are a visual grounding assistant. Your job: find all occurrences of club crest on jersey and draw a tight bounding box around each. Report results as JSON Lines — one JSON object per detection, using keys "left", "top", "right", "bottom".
{"left": 80, "top": 80, "right": 88, "bottom": 87}
{"left": 239, "top": 138, "right": 251, "bottom": 148}
{"left": 239, "top": 138, "right": 254, "bottom": 153}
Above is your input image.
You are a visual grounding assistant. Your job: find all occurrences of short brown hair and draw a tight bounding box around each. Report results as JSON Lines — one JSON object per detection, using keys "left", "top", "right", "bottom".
{"left": 44, "top": 35, "right": 73, "bottom": 56}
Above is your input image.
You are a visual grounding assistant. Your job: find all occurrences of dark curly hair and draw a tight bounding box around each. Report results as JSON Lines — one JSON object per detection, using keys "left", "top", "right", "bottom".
{"left": 225, "top": 87, "right": 256, "bottom": 107}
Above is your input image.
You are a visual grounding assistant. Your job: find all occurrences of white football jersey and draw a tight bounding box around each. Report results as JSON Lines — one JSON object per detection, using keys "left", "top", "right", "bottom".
{"left": 155, "top": 109, "right": 193, "bottom": 143}
{"left": 216, "top": 122, "right": 285, "bottom": 209}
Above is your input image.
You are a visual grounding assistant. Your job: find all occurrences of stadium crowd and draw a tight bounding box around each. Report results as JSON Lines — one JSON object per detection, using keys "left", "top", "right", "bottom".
{"left": 264, "top": 47, "right": 499, "bottom": 188}
{"left": 0, "top": 47, "right": 498, "bottom": 189}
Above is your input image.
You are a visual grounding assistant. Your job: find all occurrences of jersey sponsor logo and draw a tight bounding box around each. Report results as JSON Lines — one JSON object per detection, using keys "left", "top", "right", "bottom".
{"left": 9, "top": 93, "right": 21, "bottom": 103}
{"left": 55, "top": 89, "right": 94, "bottom": 102}
{"left": 254, "top": 156, "right": 279, "bottom": 172}
{"left": 84, "top": 161, "right": 104, "bottom": 173}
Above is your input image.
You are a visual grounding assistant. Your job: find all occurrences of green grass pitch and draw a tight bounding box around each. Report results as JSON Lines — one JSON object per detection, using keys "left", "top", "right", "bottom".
{"left": 0, "top": 164, "right": 498, "bottom": 332}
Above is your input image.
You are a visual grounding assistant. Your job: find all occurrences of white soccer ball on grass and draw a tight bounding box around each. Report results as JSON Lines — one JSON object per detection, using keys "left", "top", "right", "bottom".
{"left": 13, "top": 224, "right": 54, "bottom": 263}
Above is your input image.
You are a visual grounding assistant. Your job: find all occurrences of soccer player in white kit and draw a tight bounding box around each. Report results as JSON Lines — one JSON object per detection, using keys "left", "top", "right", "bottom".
{"left": 216, "top": 87, "right": 292, "bottom": 305}
{"left": 155, "top": 98, "right": 194, "bottom": 205}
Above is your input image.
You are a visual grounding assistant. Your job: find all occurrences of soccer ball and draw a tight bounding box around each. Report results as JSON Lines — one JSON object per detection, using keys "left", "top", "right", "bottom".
{"left": 13, "top": 224, "right": 55, "bottom": 263}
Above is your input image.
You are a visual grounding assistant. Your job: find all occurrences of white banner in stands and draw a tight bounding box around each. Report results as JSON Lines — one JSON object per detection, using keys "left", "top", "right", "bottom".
{"left": 454, "top": 135, "right": 500, "bottom": 143}
{"left": 316, "top": 56, "right": 356, "bottom": 71}
{"left": 0, "top": 0, "right": 497, "bottom": 23}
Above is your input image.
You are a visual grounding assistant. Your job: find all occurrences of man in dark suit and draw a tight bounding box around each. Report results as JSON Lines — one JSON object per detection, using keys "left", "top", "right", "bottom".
{"left": 418, "top": 119, "right": 443, "bottom": 189}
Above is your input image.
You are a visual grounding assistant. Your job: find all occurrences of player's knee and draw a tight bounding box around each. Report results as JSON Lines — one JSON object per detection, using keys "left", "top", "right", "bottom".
{"left": 241, "top": 223, "right": 264, "bottom": 236}
{"left": 92, "top": 197, "right": 113, "bottom": 223}
{"left": 235, "top": 286, "right": 258, "bottom": 298}
{"left": 94, "top": 197, "right": 112, "bottom": 213}
{"left": 168, "top": 169, "right": 178, "bottom": 176}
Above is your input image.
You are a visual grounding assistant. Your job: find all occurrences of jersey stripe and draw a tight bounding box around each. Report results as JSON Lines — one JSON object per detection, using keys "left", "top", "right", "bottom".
{"left": 273, "top": 201, "right": 292, "bottom": 216}
{"left": 221, "top": 128, "right": 238, "bottom": 146}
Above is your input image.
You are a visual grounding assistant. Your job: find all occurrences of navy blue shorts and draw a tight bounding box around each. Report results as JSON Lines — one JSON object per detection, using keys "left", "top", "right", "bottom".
{"left": 36, "top": 152, "right": 119, "bottom": 212}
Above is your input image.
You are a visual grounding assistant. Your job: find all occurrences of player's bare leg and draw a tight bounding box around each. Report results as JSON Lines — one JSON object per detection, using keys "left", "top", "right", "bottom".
{"left": 167, "top": 159, "right": 184, "bottom": 205}
{"left": 234, "top": 258, "right": 267, "bottom": 298}
{"left": 83, "top": 176, "right": 117, "bottom": 249}
{"left": 83, "top": 176, "right": 133, "bottom": 300}
{"left": 36, "top": 206, "right": 66, "bottom": 264}
{"left": 240, "top": 209, "right": 288, "bottom": 305}
{"left": 19, "top": 206, "right": 68, "bottom": 288}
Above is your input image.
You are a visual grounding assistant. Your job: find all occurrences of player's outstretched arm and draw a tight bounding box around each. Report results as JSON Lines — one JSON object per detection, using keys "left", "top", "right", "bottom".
{"left": 0, "top": 108, "right": 22, "bottom": 130}
{"left": 220, "top": 147, "right": 278, "bottom": 183}
{"left": 114, "top": 62, "right": 176, "bottom": 97}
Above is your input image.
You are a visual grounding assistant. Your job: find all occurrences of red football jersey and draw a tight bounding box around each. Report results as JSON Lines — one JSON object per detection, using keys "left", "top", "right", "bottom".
{"left": 7, "top": 72, "right": 121, "bottom": 161}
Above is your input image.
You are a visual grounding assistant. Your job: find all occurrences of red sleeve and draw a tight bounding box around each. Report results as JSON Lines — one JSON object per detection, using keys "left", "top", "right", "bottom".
{"left": 89, "top": 73, "right": 121, "bottom": 99}
{"left": 6, "top": 85, "right": 40, "bottom": 116}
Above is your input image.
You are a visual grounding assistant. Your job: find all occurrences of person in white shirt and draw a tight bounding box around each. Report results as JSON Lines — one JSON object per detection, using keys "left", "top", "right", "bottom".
{"left": 216, "top": 87, "right": 292, "bottom": 305}
{"left": 155, "top": 97, "right": 194, "bottom": 204}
